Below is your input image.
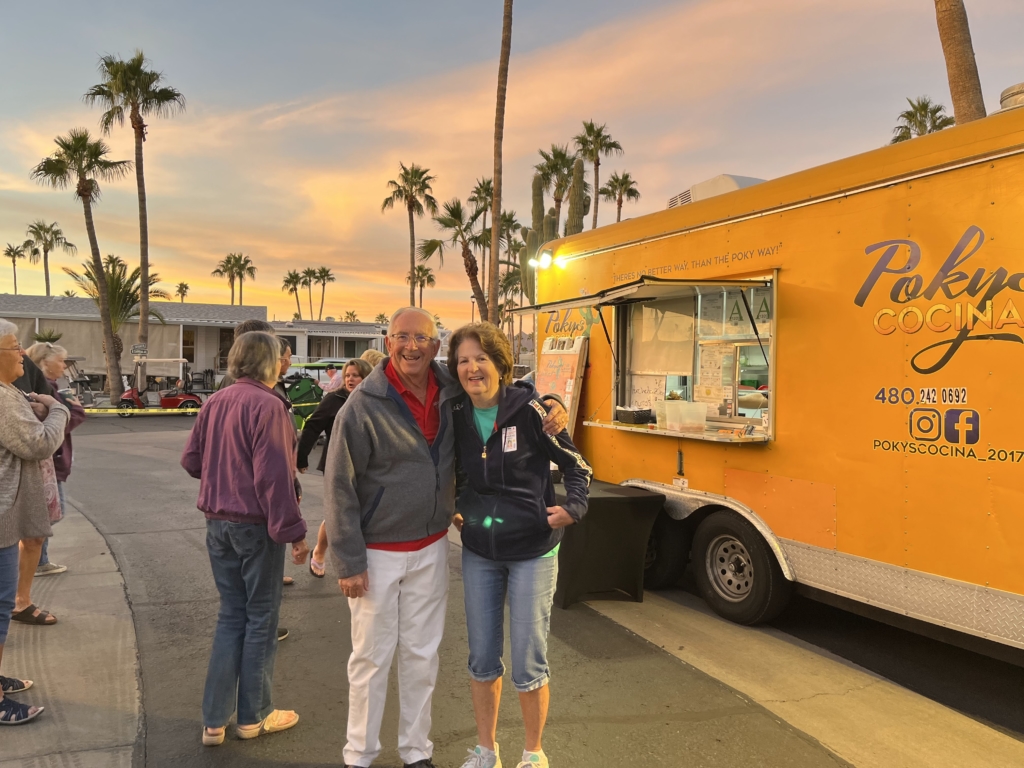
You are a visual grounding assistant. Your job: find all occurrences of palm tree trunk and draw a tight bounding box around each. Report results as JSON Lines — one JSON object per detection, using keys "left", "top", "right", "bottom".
{"left": 82, "top": 194, "right": 124, "bottom": 398}
{"left": 11, "top": 261, "right": 17, "bottom": 295}
{"left": 132, "top": 113, "right": 151, "bottom": 376}
{"left": 238, "top": 277, "right": 244, "bottom": 306}
{"left": 230, "top": 278, "right": 235, "bottom": 306}
{"left": 591, "top": 158, "right": 600, "bottom": 230}
{"left": 307, "top": 285, "right": 314, "bottom": 319}
{"left": 617, "top": 196, "right": 623, "bottom": 223}
{"left": 407, "top": 203, "right": 417, "bottom": 307}
{"left": 319, "top": 284, "right": 326, "bottom": 321}
{"left": 934, "top": 0, "right": 986, "bottom": 124}
{"left": 43, "top": 246, "right": 51, "bottom": 296}
{"left": 480, "top": 209, "right": 488, "bottom": 303}
{"left": 463, "top": 240, "right": 489, "bottom": 322}
{"left": 294, "top": 291, "right": 302, "bottom": 320}
{"left": 419, "top": 282, "right": 424, "bottom": 308}
{"left": 554, "top": 197, "right": 563, "bottom": 234}
{"left": 488, "top": 0, "right": 514, "bottom": 324}
{"left": 180, "top": 294, "right": 184, "bottom": 304}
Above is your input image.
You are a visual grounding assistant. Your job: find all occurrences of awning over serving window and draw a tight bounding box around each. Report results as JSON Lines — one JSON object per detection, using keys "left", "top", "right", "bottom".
{"left": 512, "top": 275, "right": 772, "bottom": 316}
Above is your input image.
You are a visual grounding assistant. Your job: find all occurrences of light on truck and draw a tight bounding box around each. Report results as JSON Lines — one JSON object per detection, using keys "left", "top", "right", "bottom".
{"left": 539, "top": 251, "right": 553, "bottom": 268}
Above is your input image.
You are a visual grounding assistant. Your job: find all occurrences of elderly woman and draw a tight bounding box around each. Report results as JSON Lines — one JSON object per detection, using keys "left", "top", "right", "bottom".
{"left": 25, "top": 343, "right": 86, "bottom": 577}
{"left": 0, "top": 319, "right": 70, "bottom": 724}
{"left": 181, "top": 331, "right": 310, "bottom": 745}
{"left": 446, "top": 323, "right": 591, "bottom": 768}
{"left": 296, "top": 357, "right": 372, "bottom": 577}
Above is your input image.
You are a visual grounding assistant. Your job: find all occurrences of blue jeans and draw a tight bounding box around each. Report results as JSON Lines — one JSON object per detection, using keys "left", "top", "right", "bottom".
{"left": 202, "top": 519, "right": 285, "bottom": 727}
{"left": 0, "top": 544, "right": 18, "bottom": 645}
{"left": 462, "top": 547, "right": 558, "bottom": 693}
{"left": 39, "top": 482, "right": 66, "bottom": 567}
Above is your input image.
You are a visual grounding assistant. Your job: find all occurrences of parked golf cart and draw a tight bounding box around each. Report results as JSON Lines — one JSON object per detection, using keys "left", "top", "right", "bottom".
{"left": 281, "top": 370, "right": 324, "bottom": 429}
{"left": 118, "top": 356, "right": 205, "bottom": 417}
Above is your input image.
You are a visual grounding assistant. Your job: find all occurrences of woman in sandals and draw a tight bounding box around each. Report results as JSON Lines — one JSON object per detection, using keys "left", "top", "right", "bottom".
{"left": 0, "top": 318, "right": 70, "bottom": 724}
{"left": 181, "top": 331, "right": 310, "bottom": 745}
{"left": 296, "top": 357, "right": 372, "bottom": 577}
{"left": 445, "top": 323, "right": 591, "bottom": 768}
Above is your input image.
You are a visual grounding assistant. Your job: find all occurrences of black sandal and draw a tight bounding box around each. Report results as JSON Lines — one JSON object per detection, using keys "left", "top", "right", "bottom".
{"left": 0, "top": 676, "right": 32, "bottom": 694}
{"left": 11, "top": 604, "right": 56, "bottom": 625}
{"left": 0, "top": 697, "right": 43, "bottom": 724}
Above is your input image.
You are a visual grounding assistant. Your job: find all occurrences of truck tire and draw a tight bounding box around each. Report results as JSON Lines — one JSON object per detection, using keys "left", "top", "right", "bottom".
{"left": 643, "top": 511, "right": 690, "bottom": 589}
{"left": 693, "top": 510, "right": 791, "bottom": 624}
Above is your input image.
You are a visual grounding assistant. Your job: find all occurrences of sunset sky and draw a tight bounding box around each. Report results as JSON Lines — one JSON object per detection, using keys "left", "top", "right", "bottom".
{"left": 1, "top": 0, "right": 1021, "bottom": 326}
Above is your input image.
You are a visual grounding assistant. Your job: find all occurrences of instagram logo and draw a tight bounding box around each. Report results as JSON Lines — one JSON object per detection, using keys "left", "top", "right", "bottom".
{"left": 909, "top": 408, "right": 942, "bottom": 441}
{"left": 944, "top": 409, "right": 980, "bottom": 445}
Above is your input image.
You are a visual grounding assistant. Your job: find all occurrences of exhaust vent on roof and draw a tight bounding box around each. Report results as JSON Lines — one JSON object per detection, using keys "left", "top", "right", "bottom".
{"left": 667, "top": 190, "right": 692, "bottom": 208}
{"left": 1001, "top": 83, "right": 1024, "bottom": 111}
{"left": 667, "top": 174, "right": 765, "bottom": 209}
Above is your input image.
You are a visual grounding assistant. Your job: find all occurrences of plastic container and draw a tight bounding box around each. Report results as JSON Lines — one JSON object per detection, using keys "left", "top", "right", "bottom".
{"left": 654, "top": 400, "right": 668, "bottom": 429}
{"left": 665, "top": 400, "right": 706, "bottom": 433}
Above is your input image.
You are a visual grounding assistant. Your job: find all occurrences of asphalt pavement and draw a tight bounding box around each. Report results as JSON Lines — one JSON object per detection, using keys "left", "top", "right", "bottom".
{"left": 42, "top": 416, "right": 846, "bottom": 767}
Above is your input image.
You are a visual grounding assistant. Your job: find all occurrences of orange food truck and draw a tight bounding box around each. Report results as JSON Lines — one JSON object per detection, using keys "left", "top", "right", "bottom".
{"left": 522, "top": 102, "right": 1024, "bottom": 647}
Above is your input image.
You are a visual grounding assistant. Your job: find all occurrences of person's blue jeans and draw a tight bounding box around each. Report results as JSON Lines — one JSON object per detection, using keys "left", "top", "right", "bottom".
{"left": 462, "top": 547, "right": 558, "bottom": 693}
{"left": 39, "top": 482, "right": 66, "bottom": 567}
{"left": 202, "top": 519, "right": 285, "bottom": 728}
{"left": 0, "top": 544, "right": 19, "bottom": 646}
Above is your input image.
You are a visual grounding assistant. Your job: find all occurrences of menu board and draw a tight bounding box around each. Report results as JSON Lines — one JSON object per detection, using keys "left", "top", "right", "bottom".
{"left": 536, "top": 335, "right": 589, "bottom": 437}
{"left": 699, "top": 292, "right": 724, "bottom": 336}
{"left": 629, "top": 374, "right": 667, "bottom": 409}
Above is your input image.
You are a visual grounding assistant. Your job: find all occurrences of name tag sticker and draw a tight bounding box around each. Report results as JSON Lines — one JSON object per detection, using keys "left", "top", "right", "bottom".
{"left": 503, "top": 426, "right": 518, "bottom": 453}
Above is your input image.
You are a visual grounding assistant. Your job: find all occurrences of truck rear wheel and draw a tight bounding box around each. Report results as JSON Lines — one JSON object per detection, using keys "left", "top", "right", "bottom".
{"left": 643, "top": 511, "right": 689, "bottom": 589}
{"left": 693, "top": 510, "right": 791, "bottom": 624}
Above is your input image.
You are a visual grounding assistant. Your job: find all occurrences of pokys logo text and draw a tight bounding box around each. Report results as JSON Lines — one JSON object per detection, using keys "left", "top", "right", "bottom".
{"left": 855, "top": 226, "right": 1024, "bottom": 374}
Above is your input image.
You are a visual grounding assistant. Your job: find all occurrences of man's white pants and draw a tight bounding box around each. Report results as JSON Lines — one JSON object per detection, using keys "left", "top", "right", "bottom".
{"left": 344, "top": 536, "right": 449, "bottom": 767}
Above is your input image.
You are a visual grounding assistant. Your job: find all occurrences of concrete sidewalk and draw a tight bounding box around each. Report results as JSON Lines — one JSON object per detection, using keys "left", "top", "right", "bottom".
{"left": 1, "top": 496, "right": 141, "bottom": 768}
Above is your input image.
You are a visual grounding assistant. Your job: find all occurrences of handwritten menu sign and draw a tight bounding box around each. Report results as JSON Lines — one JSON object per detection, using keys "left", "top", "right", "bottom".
{"left": 629, "top": 375, "right": 667, "bottom": 409}
{"left": 536, "top": 336, "right": 589, "bottom": 437}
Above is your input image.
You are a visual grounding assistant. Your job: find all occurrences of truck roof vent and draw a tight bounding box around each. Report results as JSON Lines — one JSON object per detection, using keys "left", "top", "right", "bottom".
{"left": 667, "top": 174, "right": 766, "bottom": 210}
{"left": 667, "top": 190, "right": 692, "bottom": 208}
{"left": 1001, "top": 83, "right": 1024, "bottom": 111}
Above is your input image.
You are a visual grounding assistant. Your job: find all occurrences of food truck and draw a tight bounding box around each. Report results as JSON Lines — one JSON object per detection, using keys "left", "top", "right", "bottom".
{"left": 522, "top": 104, "right": 1024, "bottom": 647}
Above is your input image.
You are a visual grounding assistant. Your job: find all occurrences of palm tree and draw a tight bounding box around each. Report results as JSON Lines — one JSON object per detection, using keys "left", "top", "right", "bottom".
{"left": 84, "top": 50, "right": 185, "bottom": 364}
{"left": 382, "top": 162, "right": 438, "bottom": 306}
{"left": 63, "top": 289, "right": 77, "bottom": 297}
{"left": 4, "top": 243, "right": 28, "bottom": 295}
{"left": 344, "top": 310, "right": 358, "bottom": 322}
{"left": 890, "top": 97, "right": 956, "bottom": 143}
{"left": 282, "top": 270, "right": 303, "bottom": 319}
{"left": 31, "top": 128, "right": 131, "bottom": 396}
{"left": 468, "top": 178, "right": 493, "bottom": 291}
{"left": 419, "top": 198, "right": 488, "bottom": 321}
{"left": 488, "top": 0, "right": 514, "bottom": 324}
{"left": 64, "top": 254, "right": 168, "bottom": 360}
{"left": 211, "top": 255, "right": 236, "bottom": 304}
{"left": 232, "top": 253, "right": 256, "bottom": 305}
{"left": 535, "top": 144, "right": 575, "bottom": 236}
{"left": 600, "top": 171, "right": 641, "bottom": 223}
{"left": 500, "top": 266, "right": 521, "bottom": 342}
{"left": 315, "top": 266, "right": 335, "bottom": 321}
{"left": 405, "top": 264, "right": 436, "bottom": 308}
{"left": 933, "top": 0, "right": 986, "bottom": 124}
{"left": 375, "top": 312, "right": 389, "bottom": 323}
{"left": 174, "top": 281, "right": 189, "bottom": 303}
{"left": 301, "top": 267, "right": 317, "bottom": 319}
{"left": 574, "top": 121, "right": 623, "bottom": 230}
{"left": 24, "top": 221, "right": 76, "bottom": 297}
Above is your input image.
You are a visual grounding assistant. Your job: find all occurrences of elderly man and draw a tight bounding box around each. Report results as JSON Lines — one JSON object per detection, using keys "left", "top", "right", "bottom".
{"left": 321, "top": 362, "right": 345, "bottom": 393}
{"left": 325, "top": 308, "right": 566, "bottom": 768}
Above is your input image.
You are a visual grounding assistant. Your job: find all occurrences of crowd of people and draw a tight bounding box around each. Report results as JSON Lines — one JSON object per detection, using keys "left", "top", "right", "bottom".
{"left": 0, "top": 307, "right": 592, "bottom": 768}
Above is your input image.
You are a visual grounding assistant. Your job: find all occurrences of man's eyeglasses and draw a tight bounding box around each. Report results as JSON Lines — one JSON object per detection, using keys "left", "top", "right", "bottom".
{"left": 0, "top": 342, "right": 24, "bottom": 352}
{"left": 389, "top": 333, "right": 436, "bottom": 347}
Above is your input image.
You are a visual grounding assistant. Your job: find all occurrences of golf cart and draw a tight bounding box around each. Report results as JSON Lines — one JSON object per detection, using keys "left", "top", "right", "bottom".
{"left": 118, "top": 356, "right": 205, "bottom": 417}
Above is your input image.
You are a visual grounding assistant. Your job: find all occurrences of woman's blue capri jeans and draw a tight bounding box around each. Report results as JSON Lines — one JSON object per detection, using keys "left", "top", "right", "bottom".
{"left": 461, "top": 546, "right": 558, "bottom": 693}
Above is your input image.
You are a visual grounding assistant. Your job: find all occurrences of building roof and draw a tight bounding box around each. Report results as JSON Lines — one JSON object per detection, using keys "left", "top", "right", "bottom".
{"left": 270, "top": 320, "right": 386, "bottom": 337}
{"left": 0, "top": 294, "right": 266, "bottom": 326}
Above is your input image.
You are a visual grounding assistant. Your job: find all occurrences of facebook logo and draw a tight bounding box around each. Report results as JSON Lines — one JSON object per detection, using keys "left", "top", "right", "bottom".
{"left": 944, "top": 409, "right": 980, "bottom": 445}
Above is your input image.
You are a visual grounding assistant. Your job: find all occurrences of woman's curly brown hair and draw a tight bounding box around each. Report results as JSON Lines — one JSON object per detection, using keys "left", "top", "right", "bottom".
{"left": 447, "top": 322, "right": 514, "bottom": 387}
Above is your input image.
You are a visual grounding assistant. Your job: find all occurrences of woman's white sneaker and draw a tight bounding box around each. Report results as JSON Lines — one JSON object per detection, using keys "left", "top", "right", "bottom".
{"left": 460, "top": 743, "right": 501, "bottom": 768}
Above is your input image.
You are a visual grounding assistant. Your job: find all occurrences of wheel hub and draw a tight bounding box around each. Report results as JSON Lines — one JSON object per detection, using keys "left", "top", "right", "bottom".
{"left": 706, "top": 534, "right": 754, "bottom": 602}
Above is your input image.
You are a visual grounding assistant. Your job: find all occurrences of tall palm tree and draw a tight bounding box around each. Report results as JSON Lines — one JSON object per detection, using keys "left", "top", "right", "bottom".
{"left": 535, "top": 144, "right": 575, "bottom": 236}
{"left": 4, "top": 243, "right": 28, "bottom": 295}
{"left": 933, "top": 0, "right": 986, "bottom": 124}
{"left": 175, "top": 281, "right": 189, "bottom": 303}
{"left": 63, "top": 289, "right": 77, "bottom": 297}
{"left": 301, "top": 267, "right": 317, "bottom": 320}
{"left": 344, "top": 310, "right": 358, "bottom": 322}
{"left": 405, "top": 264, "right": 435, "bottom": 308}
{"left": 468, "top": 177, "right": 493, "bottom": 290}
{"left": 375, "top": 312, "right": 389, "bottom": 323}
{"left": 211, "top": 255, "right": 236, "bottom": 305}
{"left": 64, "top": 254, "right": 168, "bottom": 359}
{"left": 599, "top": 171, "right": 641, "bottom": 223}
{"left": 282, "top": 269, "right": 303, "bottom": 319}
{"left": 488, "top": 0, "right": 514, "bottom": 323}
{"left": 574, "top": 121, "right": 623, "bottom": 230}
{"left": 315, "top": 266, "right": 335, "bottom": 320}
{"left": 232, "top": 253, "right": 256, "bottom": 305}
{"left": 24, "top": 220, "right": 76, "bottom": 297}
{"left": 890, "top": 96, "right": 956, "bottom": 143}
{"left": 418, "top": 198, "right": 488, "bottom": 321}
{"left": 84, "top": 50, "right": 185, "bottom": 363}
{"left": 31, "top": 128, "right": 131, "bottom": 396}
{"left": 382, "top": 162, "right": 438, "bottom": 306}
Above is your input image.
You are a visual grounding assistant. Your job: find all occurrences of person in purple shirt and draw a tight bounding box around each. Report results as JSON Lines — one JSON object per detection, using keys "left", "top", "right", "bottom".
{"left": 181, "top": 331, "right": 310, "bottom": 746}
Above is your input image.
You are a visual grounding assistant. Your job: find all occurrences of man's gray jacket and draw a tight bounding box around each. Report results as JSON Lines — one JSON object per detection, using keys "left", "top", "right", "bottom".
{"left": 324, "top": 358, "right": 458, "bottom": 578}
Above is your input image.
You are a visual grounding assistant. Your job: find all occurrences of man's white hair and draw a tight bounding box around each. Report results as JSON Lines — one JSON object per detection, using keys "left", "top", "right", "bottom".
{"left": 0, "top": 318, "right": 18, "bottom": 339}
{"left": 388, "top": 307, "right": 439, "bottom": 339}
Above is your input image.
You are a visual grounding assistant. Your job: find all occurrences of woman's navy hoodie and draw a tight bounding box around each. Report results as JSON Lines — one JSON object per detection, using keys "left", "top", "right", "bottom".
{"left": 451, "top": 381, "right": 592, "bottom": 561}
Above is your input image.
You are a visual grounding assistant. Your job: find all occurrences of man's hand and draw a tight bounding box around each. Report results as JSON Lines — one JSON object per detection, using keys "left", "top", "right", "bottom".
{"left": 298, "top": 467, "right": 307, "bottom": 474}
{"left": 291, "top": 539, "right": 309, "bottom": 564}
{"left": 541, "top": 399, "right": 569, "bottom": 435}
{"left": 452, "top": 513, "right": 464, "bottom": 532}
{"left": 339, "top": 570, "right": 369, "bottom": 599}
{"left": 546, "top": 505, "right": 575, "bottom": 529}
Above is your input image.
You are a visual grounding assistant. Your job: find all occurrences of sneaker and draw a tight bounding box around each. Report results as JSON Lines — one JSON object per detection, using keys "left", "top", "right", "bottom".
{"left": 35, "top": 563, "right": 67, "bottom": 577}
{"left": 517, "top": 751, "right": 548, "bottom": 768}
{"left": 277, "top": 627, "right": 289, "bottom": 641}
{"left": 461, "top": 744, "right": 501, "bottom": 768}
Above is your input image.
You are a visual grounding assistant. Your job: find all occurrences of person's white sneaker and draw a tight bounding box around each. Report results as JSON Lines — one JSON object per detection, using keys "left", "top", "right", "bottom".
{"left": 35, "top": 562, "right": 67, "bottom": 576}
{"left": 460, "top": 743, "right": 501, "bottom": 768}
{"left": 517, "top": 750, "right": 548, "bottom": 768}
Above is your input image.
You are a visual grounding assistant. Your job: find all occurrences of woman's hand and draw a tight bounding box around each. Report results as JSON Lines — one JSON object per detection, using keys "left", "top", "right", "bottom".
{"left": 298, "top": 467, "right": 307, "bottom": 474}
{"left": 291, "top": 539, "right": 309, "bottom": 564}
{"left": 339, "top": 570, "right": 369, "bottom": 599}
{"left": 541, "top": 400, "right": 569, "bottom": 435}
{"left": 546, "top": 506, "right": 575, "bottom": 529}
{"left": 452, "top": 513, "right": 464, "bottom": 532}
{"left": 28, "top": 392, "right": 59, "bottom": 409}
